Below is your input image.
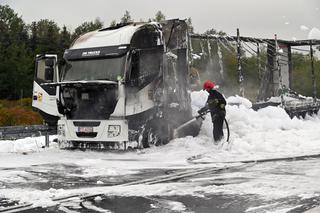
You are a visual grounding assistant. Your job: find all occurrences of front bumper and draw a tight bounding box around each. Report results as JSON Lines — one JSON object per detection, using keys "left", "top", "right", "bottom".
{"left": 57, "top": 119, "right": 128, "bottom": 142}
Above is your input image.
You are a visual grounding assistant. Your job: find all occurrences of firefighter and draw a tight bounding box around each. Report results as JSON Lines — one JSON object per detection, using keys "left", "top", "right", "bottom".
{"left": 198, "top": 80, "right": 226, "bottom": 143}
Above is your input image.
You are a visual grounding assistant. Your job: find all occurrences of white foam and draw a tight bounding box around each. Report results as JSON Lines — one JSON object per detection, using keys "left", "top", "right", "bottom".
{"left": 1, "top": 91, "right": 320, "bottom": 207}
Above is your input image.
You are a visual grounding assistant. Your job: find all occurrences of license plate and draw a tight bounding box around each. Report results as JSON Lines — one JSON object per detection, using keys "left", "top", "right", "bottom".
{"left": 78, "top": 127, "right": 93, "bottom": 133}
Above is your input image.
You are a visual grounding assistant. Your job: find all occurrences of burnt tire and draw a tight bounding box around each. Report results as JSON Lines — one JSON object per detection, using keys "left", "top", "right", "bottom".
{"left": 141, "top": 118, "right": 170, "bottom": 148}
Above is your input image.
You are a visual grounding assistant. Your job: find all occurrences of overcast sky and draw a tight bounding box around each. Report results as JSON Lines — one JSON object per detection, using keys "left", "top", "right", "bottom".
{"left": 1, "top": 0, "right": 319, "bottom": 40}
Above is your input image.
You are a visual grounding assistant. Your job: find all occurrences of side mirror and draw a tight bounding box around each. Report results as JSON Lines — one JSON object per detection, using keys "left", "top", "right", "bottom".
{"left": 45, "top": 67, "right": 54, "bottom": 81}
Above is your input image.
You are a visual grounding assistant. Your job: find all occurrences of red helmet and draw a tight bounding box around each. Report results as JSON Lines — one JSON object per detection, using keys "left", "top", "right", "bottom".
{"left": 203, "top": 80, "right": 215, "bottom": 91}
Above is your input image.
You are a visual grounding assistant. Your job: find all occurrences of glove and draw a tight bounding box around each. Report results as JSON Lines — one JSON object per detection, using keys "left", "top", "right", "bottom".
{"left": 197, "top": 109, "right": 204, "bottom": 114}
{"left": 198, "top": 106, "right": 208, "bottom": 115}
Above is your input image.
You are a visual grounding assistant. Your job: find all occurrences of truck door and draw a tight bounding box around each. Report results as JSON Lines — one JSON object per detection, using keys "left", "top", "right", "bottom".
{"left": 32, "top": 54, "right": 60, "bottom": 125}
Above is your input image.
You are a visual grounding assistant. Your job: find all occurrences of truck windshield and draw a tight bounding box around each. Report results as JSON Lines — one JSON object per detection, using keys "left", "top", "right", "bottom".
{"left": 62, "top": 56, "right": 126, "bottom": 81}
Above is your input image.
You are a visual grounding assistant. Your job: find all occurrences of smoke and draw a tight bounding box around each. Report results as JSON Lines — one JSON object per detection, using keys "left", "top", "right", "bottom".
{"left": 197, "top": 61, "right": 261, "bottom": 102}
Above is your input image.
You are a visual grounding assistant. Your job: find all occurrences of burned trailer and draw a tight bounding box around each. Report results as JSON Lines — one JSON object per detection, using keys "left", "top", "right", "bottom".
{"left": 32, "top": 19, "right": 200, "bottom": 149}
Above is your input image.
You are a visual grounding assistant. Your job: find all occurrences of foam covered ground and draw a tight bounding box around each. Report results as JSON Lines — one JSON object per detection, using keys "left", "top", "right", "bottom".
{"left": 1, "top": 90, "right": 320, "bottom": 209}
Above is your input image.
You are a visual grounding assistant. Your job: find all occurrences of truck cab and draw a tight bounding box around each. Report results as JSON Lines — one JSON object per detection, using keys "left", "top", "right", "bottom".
{"left": 32, "top": 19, "right": 200, "bottom": 149}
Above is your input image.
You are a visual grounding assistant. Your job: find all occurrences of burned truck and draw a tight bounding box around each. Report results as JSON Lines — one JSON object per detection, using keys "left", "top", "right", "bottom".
{"left": 32, "top": 19, "right": 200, "bottom": 149}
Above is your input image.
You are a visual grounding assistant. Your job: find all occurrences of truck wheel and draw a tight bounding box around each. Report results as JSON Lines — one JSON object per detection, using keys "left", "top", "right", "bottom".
{"left": 141, "top": 119, "right": 170, "bottom": 148}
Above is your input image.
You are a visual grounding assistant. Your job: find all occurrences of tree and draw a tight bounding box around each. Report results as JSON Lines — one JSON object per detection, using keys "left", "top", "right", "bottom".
{"left": 204, "top": 28, "right": 226, "bottom": 36}
{"left": 109, "top": 20, "right": 117, "bottom": 27}
{"left": 120, "top": 10, "right": 133, "bottom": 24}
{"left": 0, "top": 5, "right": 31, "bottom": 99}
{"left": 154, "top": 11, "right": 166, "bottom": 22}
{"left": 71, "top": 18, "right": 103, "bottom": 41}
{"left": 29, "top": 22, "right": 37, "bottom": 52}
{"left": 59, "top": 25, "right": 71, "bottom": 57}
{"left": 30, "top": 19, "right": 61, "bottom": 54}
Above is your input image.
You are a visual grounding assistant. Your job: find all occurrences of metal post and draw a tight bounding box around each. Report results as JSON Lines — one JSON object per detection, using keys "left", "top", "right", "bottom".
{"left": 257, "top": 42, "right": 262, "bottom": 81}
{"left": 207, "top": 39, "right": 213, "bottom": 74}
{"left": 288, "top": 46, "right": 293, "bottom": 89}
{"left": 217, "top": 42, "right": 224, "bottom": 80}
{"left": 236, "top": 28, "right": 244, "bottom": 97}
{"left": 257, "top": 43, "right": 263, "bottom": 82}
{"left": 45, "top": 132, "right": 49, "bottom": 147}
{"left": 310, "top": 41, "right": 317, "bottom": 102}
{"left": 200, "top": 39, "right": 204, "bottom": 54}
{"left": 188, "top": 32, "right": 193, "bottom": 66}
{"left": 275, "top": 34, "right": 284, "bottom": 106}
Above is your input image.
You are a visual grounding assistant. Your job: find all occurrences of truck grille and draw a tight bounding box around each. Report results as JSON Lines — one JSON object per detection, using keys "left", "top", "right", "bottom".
{"left": 76, "top": 132, "right": 98, "bottom": 138}
{"left": 73, "top": 121, "right": 100, "bottom": 127}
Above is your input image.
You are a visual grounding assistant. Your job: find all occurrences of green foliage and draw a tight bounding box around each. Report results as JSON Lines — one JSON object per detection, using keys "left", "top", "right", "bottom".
{"left": 29, "top": 21, "right": 71, "bottom": 58}
{"left": 0, "top": 5, "right": 32, "bottom": 99}
{"left": 241, "top": 56, "right": 261, "bottom": 98}
{"left": 59, "top": 25, "right": 71, "bottom": 57}
{"left": 0, "top": 5, "right": 103, "bottom": 99}
{"left": 190, "top": 38, "right": 238, "bottom": 96}
{"left": 291, "top": 52, "right": 320, "bottom": 97}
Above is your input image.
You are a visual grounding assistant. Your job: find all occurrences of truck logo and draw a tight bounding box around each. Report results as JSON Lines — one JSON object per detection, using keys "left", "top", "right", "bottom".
{"left": 82, "top": 51, "right": 100, "bottom": 57}
{"left": 37, "top": 92, "right": 43, "bottom": 102}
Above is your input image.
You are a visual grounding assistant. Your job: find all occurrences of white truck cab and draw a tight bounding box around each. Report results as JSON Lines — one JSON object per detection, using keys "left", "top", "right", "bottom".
{"left": 32, "top": 20, "right": 201, "bottom": 149}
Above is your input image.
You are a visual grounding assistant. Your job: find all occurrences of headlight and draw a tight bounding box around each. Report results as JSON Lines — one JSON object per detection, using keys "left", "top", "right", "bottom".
{"left": 58, "top": 124, "right": 65, "bottom": 136}
{"left": 108, "top": 125, "right": 121, "bottom": 137}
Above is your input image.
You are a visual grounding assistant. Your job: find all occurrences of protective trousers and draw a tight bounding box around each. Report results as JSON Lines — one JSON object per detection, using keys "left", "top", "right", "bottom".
{"left": 211, "top": 113, "right": 225, "bottom": 142}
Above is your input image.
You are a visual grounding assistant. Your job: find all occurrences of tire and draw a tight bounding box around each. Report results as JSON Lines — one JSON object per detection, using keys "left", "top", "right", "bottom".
{"left": 141, "top": 118, "right": 170, "bottom": 148}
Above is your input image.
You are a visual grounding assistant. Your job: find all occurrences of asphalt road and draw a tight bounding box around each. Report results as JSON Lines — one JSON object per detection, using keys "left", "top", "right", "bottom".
{"left": 1, "top": 156, "right": 320, "bottom": 213}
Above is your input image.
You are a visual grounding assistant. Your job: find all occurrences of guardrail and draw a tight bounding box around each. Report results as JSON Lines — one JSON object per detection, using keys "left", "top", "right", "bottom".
{"left": 0, "top": 125, "right": 57, "bottom": 140}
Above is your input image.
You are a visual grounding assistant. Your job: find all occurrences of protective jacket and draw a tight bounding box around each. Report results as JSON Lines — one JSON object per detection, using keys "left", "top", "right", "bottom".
{"left": 199, "top": 89, "right": 226, "bottom": 142}
{"left": 199, "top": 89, "right": 226, "bottom": 115}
